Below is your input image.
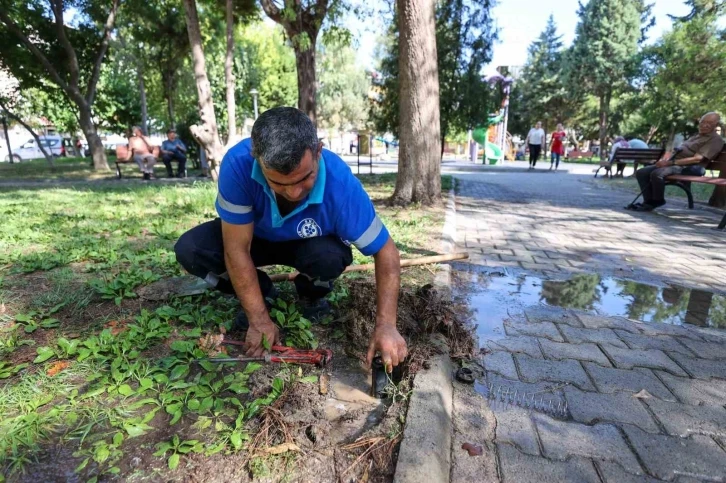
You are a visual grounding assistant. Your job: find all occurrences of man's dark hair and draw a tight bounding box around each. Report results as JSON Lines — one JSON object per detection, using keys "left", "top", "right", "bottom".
{"left": 251, "top": 107, "right": 318, "bottom": 174}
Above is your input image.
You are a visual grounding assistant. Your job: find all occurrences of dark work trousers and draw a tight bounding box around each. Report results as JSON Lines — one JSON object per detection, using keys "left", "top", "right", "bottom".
{"left": 529, "top": 143, "right": 542, "bottom": 167}
{"left": 635, "top": 164, "right": 683, "bottom": 204}
{"left": 162, "top": 152, "right": 187, "bottom": 177}
{"left": 174, "top": 218, "right": 353, "bottom": 300}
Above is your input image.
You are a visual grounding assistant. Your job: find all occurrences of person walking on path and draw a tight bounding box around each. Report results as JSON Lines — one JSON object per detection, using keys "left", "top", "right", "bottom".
{"left": 525, "top": 121, "right": 545, "bottom": 169}
{"left": 549, "top": 123, "right": 567, "bottom": 170}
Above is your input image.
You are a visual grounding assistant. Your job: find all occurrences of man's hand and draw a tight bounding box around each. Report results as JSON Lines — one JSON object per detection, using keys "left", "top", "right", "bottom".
{"left": 366, "top": 324, "right": 408, "bottom": 371}
{"left": 655, "top": 159, "right": 673, "bottom": 168}
{"left": 244, "top": 316, "right": 281, "bottom": 357}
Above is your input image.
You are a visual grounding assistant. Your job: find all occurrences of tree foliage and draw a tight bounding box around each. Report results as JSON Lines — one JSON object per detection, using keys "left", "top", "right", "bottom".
{"left": 317, "top": 36, "right": 370, "bottom": 132}
{"left": 516, "top": 16, "right": 578, "bottom": 135}
{"left": 567, "top": 0, "right": 651, "bottom": 150}
{"left": 372, "top": 0, "right": 497, "bottom": 148}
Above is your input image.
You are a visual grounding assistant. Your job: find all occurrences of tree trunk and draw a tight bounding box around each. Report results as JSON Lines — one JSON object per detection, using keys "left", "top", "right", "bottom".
{"left": 183, "top": 0, "right": 225, "bottom": 180}
{"left": 78, "top": 104, "right": 108, "bottom": 170}
{"left": 598, "top": 92, "right": 610, "bottom": 160}
{"left": 0, "top": 99, "right": 54, "bottom": 166}
{"left": 392, "top": 0, "right": 441, "bottom": 206}
{"left": 167, "top": 93, "right": 175, "bottom": 127}
{"left": 295, "top": 45, "right": 317, "bottom": 126}
{"left": 225, "top": 0, "right": 236, "bottom": 143}
{"left": 1, "top": 115, "right": 13, "bottom": 163}
{"left": 139, "top": 65, "right": 148, "bottom": 135}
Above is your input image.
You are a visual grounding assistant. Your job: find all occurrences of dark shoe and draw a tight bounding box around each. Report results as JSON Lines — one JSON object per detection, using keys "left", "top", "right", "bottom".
{"left": 231, "top": 285, "right": 279, "bottom": 331}
{"left": 142, "top": 172, "right": 150, "bottom": 181}
{"left": 177, "top": 172, "right": 187, "bottom": 178}
{"left": 298, "top": 296, "right": 331, "bottom": 321}
{"left": 636, "top": 203, "right": 656, "bottom": 212}
{"left": 625, "top": 202, "right": 643, "bottom": 211}
{"left": 166, "top": 170, "right": 174, "bottom": 178}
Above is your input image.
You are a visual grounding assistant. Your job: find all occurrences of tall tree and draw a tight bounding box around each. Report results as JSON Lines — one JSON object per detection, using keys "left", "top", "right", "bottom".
{"left": 392, "top": 0, "right": 441, "bottom": 205}
{"left": 568, "top": 0, "right": 650, "bottom": 154}
{"left": 183, "top": 0, "right": 225, "bottom": 179}
{"left": 0, "top": 0, "right": 120, "bottom": 170}
{"left": 436, "top": 0, "right": 497, "bottom": 157}
{"left": 259, "top": 0, "right": 332, "bottom": 125}
{"left": 225, "top": 0, "right": 236, "bottom": 141}
{"left": 518, "top": 16, "right": 576, "bottom": 135}
{"left": 317, "top": 36, "right": 370, "bottom": 132}
{"left": 635, "top": 15, "right": 726, "bottom": 147}
{"left": 372, "top": 0, "right": 497, "bottom": 153}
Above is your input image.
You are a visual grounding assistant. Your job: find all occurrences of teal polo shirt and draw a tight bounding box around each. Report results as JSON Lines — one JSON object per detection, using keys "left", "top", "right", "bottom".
{"left": 215, "top": 138, "right": 389, "bottom": 256}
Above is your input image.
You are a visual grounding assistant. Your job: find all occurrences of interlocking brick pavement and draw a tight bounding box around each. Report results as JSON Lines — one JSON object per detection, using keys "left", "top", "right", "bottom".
{"left": 449, "top": 170, "right": 726, "bottom": 483}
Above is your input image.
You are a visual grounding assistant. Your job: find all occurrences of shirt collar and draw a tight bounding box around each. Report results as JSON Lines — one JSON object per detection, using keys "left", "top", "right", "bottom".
{"left": 251, "top": 155, "right": 326, "bottom": 205}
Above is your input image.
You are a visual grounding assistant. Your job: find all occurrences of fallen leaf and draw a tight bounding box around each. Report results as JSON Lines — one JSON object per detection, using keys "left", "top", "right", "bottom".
{"left": 46, "top": 360, "right": 71, "bottom": 377}
{"left": 632, "top": 389, "right": 652, "bottom": 399}
{"left": 198, "top": 332, "right": 225, "bottom": 356}
{"left": 461, "top": 442, "right": 483, "bottom": 456}
{"left": 263, "top": 443, "right": 300, "bottom": 455}
{"left": 319, "top": 374, "right": 330, "bottom": 395}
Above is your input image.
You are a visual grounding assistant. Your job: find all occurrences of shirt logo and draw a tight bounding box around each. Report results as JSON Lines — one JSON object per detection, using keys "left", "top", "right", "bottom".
{"left": 297, "top": 218, "right": 321, "bottom": 238}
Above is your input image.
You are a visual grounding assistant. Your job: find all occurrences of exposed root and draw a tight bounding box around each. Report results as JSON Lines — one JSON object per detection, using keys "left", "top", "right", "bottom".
{"left": 340, "top": 435, "right": 401, "bottom": 479}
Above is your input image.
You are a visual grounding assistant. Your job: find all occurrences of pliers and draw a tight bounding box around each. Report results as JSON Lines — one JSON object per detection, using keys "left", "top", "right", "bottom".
{"left": 197, "top": 338, "right": 333, "bottom": 367}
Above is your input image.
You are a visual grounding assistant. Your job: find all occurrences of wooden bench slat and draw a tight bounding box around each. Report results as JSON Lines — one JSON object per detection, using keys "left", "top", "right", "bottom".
{"left": 665, "top": 175, "right": 726, "bottom": 185}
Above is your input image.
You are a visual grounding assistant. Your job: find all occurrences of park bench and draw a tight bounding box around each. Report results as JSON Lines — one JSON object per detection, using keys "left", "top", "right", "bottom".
{"left": 566, "top": 150, "right": 594, "bottom": 161}
{"left": 114, "top": 144, "right": 160, "bottom": 179}
{"left": 595, "top": 148, "right": 665, "bottom": 178}
{"left": 662, "top": 148, "right": 726, "bottom": 230}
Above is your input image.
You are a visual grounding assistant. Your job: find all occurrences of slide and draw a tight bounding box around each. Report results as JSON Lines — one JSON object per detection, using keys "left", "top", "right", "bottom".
{"left": 485, "top": 142, "right": 503, "bottom": 165}
{"left": 472, "top": 127, "right": 503, "bottom": 165}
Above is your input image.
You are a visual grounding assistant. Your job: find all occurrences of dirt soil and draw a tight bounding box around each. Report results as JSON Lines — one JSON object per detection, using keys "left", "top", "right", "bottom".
{"left": 3, "top": 275, "right": 474, "bottom": 483}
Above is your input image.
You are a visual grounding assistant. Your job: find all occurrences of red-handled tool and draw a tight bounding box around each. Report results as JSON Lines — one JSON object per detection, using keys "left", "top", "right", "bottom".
{"left": 197, "top": 340, "right": 333, "bottom": 367}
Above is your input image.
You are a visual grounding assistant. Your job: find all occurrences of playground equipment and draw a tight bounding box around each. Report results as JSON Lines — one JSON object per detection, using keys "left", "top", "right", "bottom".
{"left": 471, "top": 70, "right": 515, "bottom": 165}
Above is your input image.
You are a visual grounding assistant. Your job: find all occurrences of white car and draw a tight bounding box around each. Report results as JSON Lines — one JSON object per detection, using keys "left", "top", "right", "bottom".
{"left": 5, "top": 135, "right": 65, "bottom": 162}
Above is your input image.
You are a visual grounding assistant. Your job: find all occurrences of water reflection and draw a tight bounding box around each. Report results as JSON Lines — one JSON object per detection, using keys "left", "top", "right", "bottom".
{"left": 540, "top": 275, "right": 725, "bottom": 328}
{"left": 453, "top": 269, "right": 726, "bottom": 343}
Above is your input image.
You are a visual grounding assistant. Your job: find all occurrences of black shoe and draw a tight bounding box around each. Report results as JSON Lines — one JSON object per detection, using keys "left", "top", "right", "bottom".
{"left": 298, "top": 296, "right": 331, "bottom": 321}
{"left": 231, "top": 285, "right": 279, "bottom": 331}
{"left": 166, "top": 170, "right": 174, "bottom": 178}
{"left": 625, "top": 202, "right": 643, "bottom": 211}
{"left": 636, "top": 203, "right": 656, "bottom": 212}
{"left": 142, "top": 172, "right": 150, "bottom": 181}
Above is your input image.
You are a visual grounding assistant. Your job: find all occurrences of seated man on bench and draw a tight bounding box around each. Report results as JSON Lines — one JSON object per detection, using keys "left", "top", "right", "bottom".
{"left": 128, "top": 126, "right": 158, "bottom": 180}
{"left": 160, "top": 128, "right": 187, "bottom": 178}
{"left": 629, "top": 112, "right": 724, "bottom": 212}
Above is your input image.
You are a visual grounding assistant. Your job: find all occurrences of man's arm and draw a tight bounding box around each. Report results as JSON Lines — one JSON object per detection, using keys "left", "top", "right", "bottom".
{"left": 221, "top": 221, "right": 281, "bottom": 356}
{"left": 366, "top": 237, "right": 408, "bottom": 370}
{"left": 656, "top": 154, "right": 703, "bottom": 167}
{"left": 176, "top": 140, "right": 187, "bottom": 153}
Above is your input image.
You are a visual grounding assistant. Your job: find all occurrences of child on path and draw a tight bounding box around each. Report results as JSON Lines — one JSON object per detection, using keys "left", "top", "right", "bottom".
{"left": 550, "top": 123, "right": 567, "bottom": 170}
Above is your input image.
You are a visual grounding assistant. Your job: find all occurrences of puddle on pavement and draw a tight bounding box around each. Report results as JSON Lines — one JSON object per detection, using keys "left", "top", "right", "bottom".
{"left": 452, "top": 268, "right": 726, "bottom": 343}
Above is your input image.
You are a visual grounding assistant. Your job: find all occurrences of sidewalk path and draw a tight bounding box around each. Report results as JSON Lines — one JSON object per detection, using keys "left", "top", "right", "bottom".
{"left": 449, "top": 169, "right": 726, "bottom": 483}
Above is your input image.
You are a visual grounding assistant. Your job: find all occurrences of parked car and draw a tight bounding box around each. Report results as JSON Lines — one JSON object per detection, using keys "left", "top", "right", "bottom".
{"left": 5, "top": 135, "right": 65, "bottom": 161}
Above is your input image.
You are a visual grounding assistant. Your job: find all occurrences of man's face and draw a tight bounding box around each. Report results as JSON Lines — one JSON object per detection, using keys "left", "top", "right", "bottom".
{"left": 536, "top": 122, "right": 542, "bottom": 129}
{"left": 168, "top": 132, "right": 176, "bottom": 141}
{"left": 698, "top": 115, "right": 718, "bottom": 135}
{"left": 260, "top": 145, "right": 321, "bottom": 203}
{"left": 133, "top": 128, "right": 142, "bottom": 137}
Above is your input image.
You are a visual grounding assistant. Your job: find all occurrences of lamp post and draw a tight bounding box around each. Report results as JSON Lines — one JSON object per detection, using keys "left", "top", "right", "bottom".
{"left": 250, "top": 89, "right": 259, "bottom": 119}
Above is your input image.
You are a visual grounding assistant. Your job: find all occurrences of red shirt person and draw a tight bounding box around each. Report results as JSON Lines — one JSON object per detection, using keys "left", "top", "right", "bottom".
{"left": 550, "top": 123, "right": 567, "bottom": 170}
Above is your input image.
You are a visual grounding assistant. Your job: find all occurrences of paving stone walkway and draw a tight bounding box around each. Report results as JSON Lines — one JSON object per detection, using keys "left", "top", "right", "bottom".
{"left": 448, "top": 170, "right": 726, "bottom": 483}
{"left": 453, "top": 169, "right": 726, "bottom": 292}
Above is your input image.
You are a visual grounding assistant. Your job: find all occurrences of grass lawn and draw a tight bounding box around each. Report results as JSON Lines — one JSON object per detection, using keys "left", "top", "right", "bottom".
{"left": 0, "top": 175, "right": 451, "bottom": 480}
{"left": 596, "top": 175, "right": 718, "bottom": 204}
{"left": 0, "top": 156, "right": 208, "bottom": 181}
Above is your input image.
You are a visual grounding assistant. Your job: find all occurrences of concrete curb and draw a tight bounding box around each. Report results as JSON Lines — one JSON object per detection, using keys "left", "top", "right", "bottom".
{"left": 393, "top": 335, "right": 454, "bottom": 483}
{"left": 434, "top": 185, "right": 458, "bottom": 291}
{"left": 395, "top": 184, "right": 459, "bottom": 483}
